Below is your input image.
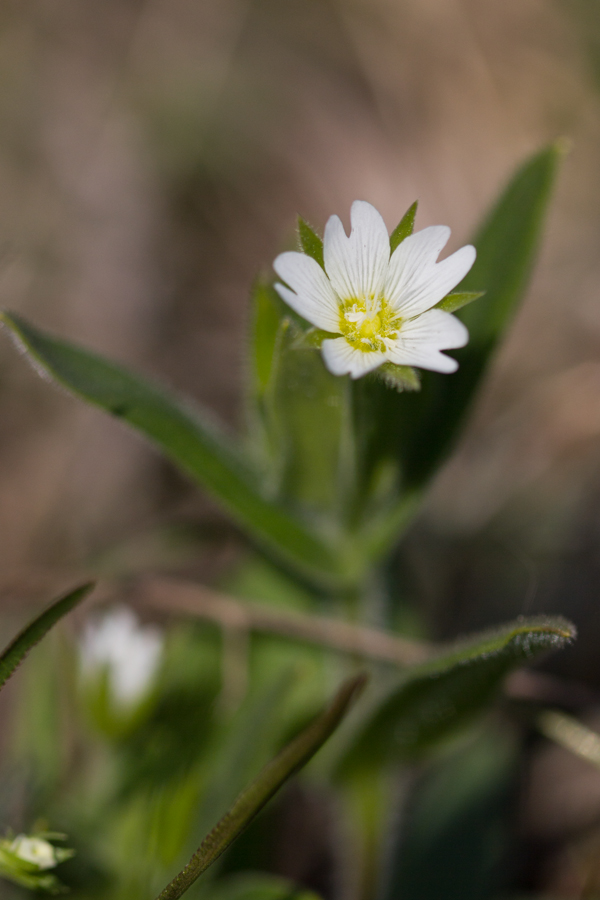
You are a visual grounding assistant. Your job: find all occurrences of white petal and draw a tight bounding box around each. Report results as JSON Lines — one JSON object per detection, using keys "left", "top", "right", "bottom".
{"left": 385, "top": 309, "right": 469, "bottom": 373}
{"left": 321, "top": 337, "right": 387, "bottom": 379}
{"left": 385, "top": 225, "right": 476, "bottom": 317}
{"left": 323, "top": 201, "right": 390, "bottom": 302}
{"left": 274, "top": 251, "right": 340, "bottom": 331}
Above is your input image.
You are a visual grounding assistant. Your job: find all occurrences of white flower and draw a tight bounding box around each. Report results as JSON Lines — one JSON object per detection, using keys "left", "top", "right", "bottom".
{"left": 79, "top": 607, "right": 163, "bottom": 707}
{"left": 9, "top": 836, "right": 58, "bottom": 870}
{"left": 273, "top": 200, "right": 476, "bottom": 379}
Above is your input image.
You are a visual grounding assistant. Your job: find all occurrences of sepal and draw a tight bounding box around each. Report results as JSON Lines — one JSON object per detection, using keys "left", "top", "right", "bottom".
{"left": 435, "top": 290, "right": 485, "bottom": 314}
{"left": 297, "top": 217, "right": 324, "bottom": 268}
{"left": 291, "top": 326, "right": 339, "bottom": 350}
{"left": 374, "top": 362, "right": 421, "bottom": 392}
{"left": 390, "top": 201, "right": 418, "bottom": 253}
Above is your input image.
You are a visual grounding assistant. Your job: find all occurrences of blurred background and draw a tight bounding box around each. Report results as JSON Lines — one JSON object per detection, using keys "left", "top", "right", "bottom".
{"left": 3, "top": 0, "right": 600, "bottom": 896}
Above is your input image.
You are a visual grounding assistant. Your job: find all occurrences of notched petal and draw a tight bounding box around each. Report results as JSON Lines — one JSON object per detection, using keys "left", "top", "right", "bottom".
{"left": 274, "top": 251, "right": 340, "bottom": 332}
{"left": 385, "top": 226, "right": 476, "bottom": 318}
{"left": 324, "top": 201, "right": 390, "bottom": 303}
{"left": 385, "top": 309, "right": 468, "bottom": 373}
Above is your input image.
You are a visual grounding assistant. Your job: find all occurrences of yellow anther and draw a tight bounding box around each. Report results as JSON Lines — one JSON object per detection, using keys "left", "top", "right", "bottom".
{"left": 359, "top": 315, "right": 381, "bottom": 338}
{"left": 339, "top": 298, "right": 401, "bottom": 353}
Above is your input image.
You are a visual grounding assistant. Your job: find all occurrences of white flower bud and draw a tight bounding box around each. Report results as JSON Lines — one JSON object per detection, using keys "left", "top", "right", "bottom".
{"left": 9, "top": 836, "right": 58, "bottom": 870}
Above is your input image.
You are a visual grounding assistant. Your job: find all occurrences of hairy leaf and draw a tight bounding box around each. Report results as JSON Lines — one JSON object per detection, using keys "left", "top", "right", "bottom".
{"left": 155, "top": 673, "right": 366, "bottom": 900}
{"left": 0, "top": 582, "right": 94, "bottom": 691}
{"left": 339, "top": 616, "right": 575, "bottom": 773}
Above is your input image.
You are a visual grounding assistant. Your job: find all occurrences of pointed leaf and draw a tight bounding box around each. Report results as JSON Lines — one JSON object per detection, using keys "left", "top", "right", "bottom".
{"left": 389, "top": 201, "right": 418, "bottom": 253}
{"left": 0, "top": 312, "right": 342, "bottom": 587}
{"left": 435, "top": 290, "right": 485, "bottom": 314}
{"left": 339, "top": 616, "right": 575, "bottom": 774}
{"left": 354, "top": 144, "right": 563, "bottom": 564}
{"left": 298, "top": 218, "right": 324, "bottom": 269}
{"left": 0, "top": 582, "right": 94, "bottom": 691}
{"left": 155, "top": 674, "right": 367, "bottom": 900}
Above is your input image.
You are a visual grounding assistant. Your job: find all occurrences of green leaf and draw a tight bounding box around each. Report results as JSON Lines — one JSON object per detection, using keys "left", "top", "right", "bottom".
{"left": 297, "top": 218, "right": 324, "bottom": 269}
{"left": 338, "top": 616, "right": 575, "bottom": 774}
{"left": 354, "top": 143, "right": 563, "bottom": 564}
{"left": 0, "top": 582, "right": 94, "bottom": 692}
{"left": 0, "top": 312, "right": 342, "bottom": 588}
{"left": 375, "top": 363, "right": 421, "bottom": 393}
{"left": 435, "top": 290, "right": 485, "bottom": 314}
{"left": 459, "top": 142, "right": 566, "bottom": 343}
{"left": 155, "top": 673, "right": 367, "bottom": 900}
{"left": 389, "top": 201, "right": 418, "bottom": 253}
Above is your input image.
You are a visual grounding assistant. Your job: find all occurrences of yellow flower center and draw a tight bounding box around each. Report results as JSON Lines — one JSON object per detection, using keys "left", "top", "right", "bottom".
{"left": 359, "top": 314, "right": 381, "bottom": 338}
{"left": 339, "top": 297, "right": 401, "bottom": 353}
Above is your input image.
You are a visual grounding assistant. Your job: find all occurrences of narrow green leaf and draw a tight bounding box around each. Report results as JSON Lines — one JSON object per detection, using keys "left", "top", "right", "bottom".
{"left": 434, "top": 290, "right": 485, "bottom": 314}
{"left": 0, "top": 582, "right": 94, "bottom": 691}
{"left": 155, "top": 673, "right": 367, "bottom": 900}
{"left": 375, "top": 363, "right": 421, "bottom": 393}
{"left": 298, "top": 218, "right": 324, "bottom": 269}
{"left": 459, "top": 140, "right": 567, "bottom": 343}
{"left": 0, "top": 313, "right": 342, "bottom": 587}
{"left": 354, "top": 144, "right": 563, "bottom": 565}
{"left": 338, "top": 616, "right": 575, "bottom": 774}
{"left": 389, "top": 201, "right": 418, "bottom": 253}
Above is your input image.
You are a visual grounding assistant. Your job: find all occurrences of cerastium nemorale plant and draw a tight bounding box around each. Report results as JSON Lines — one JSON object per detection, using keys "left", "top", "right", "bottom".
{"left": 0, "top": 143, "right": 590, "bottom": 900}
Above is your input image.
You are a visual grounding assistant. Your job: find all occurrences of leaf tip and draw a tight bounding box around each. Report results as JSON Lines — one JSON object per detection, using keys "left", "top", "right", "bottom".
{"left": 553, "top": 135, "right": 573, "bottom": 158}
{"left": 74, "top": 581, "right": 97, "bottom": 600}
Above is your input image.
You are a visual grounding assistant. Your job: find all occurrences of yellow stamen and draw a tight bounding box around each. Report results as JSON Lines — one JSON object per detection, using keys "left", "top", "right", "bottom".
{"left": 339, "top": 298, "right": 401, "bottom": 353}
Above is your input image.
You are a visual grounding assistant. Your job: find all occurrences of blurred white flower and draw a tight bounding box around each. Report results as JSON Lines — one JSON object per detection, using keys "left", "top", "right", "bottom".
{"left": 79, "top": 607, "right": 163, "bottom": 707}
{"left": 9, "top": 836, "right": 58, "bottom": 870}
{"left": 274, "top": 200, "right": 476, "bottom": 379}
